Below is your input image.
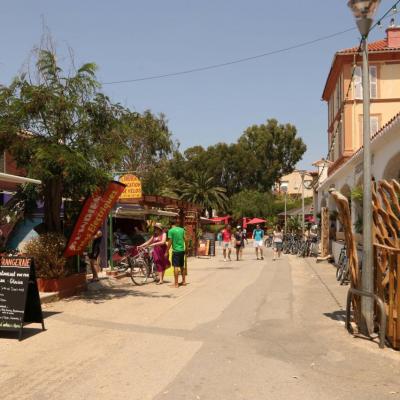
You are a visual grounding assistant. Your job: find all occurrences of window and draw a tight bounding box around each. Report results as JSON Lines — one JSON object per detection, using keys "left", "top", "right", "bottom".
{"left": 338, "top": 120, "right": 343, "bottom": 157}
{"left": 370, "top": 116, "right": 379, "bottom": 136}
{"left": 359, "top": 115, "right": 380, "bottom": 144}
{"left": 354, "top": 66, "right": 378, "bottom": 99}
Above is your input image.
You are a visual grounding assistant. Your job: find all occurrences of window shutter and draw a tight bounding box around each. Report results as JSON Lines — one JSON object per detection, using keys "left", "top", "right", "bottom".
{"left": 370, "top": 116, "right": 379, "bottom": 137}
{"left": 354, "top": 66, "right": 362, "bottom": 99}
{"left": 369, "top": 66, "right": 377, "bottom": 98}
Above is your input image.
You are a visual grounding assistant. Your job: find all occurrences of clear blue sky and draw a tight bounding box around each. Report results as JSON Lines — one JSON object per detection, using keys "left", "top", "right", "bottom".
{"left": 1, "top": 1, "right": 392, "bottom": 169}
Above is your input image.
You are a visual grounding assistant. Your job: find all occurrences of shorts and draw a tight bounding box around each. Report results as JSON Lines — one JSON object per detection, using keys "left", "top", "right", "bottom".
{"left": 274, "top": 242, "right": 283, "bottom": 251}
{"left": 172, "top": 251, "right": 185, "bottom": 268}
{"left": 253, "top": 240, "right": 263, "bottom": 248}
{"left": 222, "top": 242, "right": 231, "bottom": 249}
{"left": 89, "top": 246, "right": 100, "bottom": 260}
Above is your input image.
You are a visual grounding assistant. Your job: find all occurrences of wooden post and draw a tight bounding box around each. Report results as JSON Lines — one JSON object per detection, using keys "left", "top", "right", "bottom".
{"left": 318, "top": 207, "right": 330, "bottom": 259}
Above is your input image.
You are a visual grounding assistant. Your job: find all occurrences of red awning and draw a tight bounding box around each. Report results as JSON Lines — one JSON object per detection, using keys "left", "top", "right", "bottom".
{"left": 246, "top": 218, "right": 266, "bottom": 225}
{"left": 209, "top": 216, "right": 230, "bottom": 224}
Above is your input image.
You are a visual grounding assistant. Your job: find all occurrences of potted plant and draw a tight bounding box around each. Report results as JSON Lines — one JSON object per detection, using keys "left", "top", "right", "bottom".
{"left": 24, "top": 233, "right": 87, "bottom": 298}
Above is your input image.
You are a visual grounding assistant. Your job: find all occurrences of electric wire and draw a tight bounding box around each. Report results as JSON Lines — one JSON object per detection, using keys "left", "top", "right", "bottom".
{"left": 102, "top": 27, "right": 356, "bottom": 85}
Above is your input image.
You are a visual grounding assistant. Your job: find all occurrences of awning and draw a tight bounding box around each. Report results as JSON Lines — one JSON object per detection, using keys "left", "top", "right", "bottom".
{"left": 278, "top": 203, "right": 314, "bottom": 217}
{"left": 246, "top": 218, "right": 266, "bottom": 225}
{"left": 0, "top": 172, "right": 41, "bottom": 185}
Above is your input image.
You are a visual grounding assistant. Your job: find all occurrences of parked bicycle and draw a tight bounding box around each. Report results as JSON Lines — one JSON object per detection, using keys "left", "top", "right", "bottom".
{"left": 113, "top": 245, "right": 158, "bottom": 285}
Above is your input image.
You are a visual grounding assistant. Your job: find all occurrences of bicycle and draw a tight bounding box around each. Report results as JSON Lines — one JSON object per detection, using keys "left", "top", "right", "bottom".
{"left": 335, "top": 245, "right": 349, "bottom": 284}
{"left": 113, "top": 245, "right": 148, "bottom": 286}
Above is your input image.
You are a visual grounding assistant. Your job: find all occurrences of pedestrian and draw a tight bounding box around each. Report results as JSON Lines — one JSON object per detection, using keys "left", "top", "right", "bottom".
{"left": 242, "top": 227, "right": 248, "bottom": 244}
{"left": 217, "top": 231, "right": 222, "bottom": 251}
{"left": 272, "top": 224, "right": 284, "bottom": 261}
{"left": 221, "top": 224, "right": 233, "bottom": 262}
{"left": 166, "top": 218, "right": 186, "bottom": 288}
{"left": 234, "top": 226, "right": 245, "bottom": 261}
{"left": 139, "top": 223, "right": 170, "bottom": 284}
{"left": 253, "top": 224, "right": 265, "bottom": 260}
{"left": 89, "top": 229, "right": 102, "bottom": 282}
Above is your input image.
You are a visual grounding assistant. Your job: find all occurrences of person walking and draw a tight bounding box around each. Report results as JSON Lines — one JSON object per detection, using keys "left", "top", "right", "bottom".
{"left": 272, "top": 225, "right": 284, "bottom": 261}
{"left": 234, "top": 226, "right": 245, "bottom": 261}
{"left": 89, "top": 229, "right": 102, "bottom": 282}
{"left": 221, "top": 224, "right": 233, "bottom": 262}
{"left": 166, "top": 218, "right": 186, "bottom": 288}
{"left": 253, "top": 224, "right": 265, "bottom": 260}
{"left": 216, "top": 231, "right": 223, "bottom": 254}
{"left": 139, "top": 223, "right": 170, "bottom": 284}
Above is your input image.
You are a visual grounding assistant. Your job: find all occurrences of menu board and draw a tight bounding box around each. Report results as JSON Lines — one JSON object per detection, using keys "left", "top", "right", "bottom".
{"left": 0, "top": 256, "right": 44, "bottom": 340}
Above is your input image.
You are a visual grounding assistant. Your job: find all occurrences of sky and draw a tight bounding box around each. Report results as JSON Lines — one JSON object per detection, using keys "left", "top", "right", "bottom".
{"left": 0, "top": 1, "right": 394, "bottom": 170}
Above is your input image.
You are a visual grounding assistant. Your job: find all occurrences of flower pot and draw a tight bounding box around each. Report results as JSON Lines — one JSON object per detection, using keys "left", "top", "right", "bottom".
{"left": 37, "top": 273, "right": 87, "bottom": 298}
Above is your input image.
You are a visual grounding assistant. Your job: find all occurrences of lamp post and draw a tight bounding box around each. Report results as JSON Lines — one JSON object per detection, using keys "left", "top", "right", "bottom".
{"left": 348, "top": 0, "right": 381, "bottom": 335}
{"left": 282, "top": 186, "right": 288, "bottom": 235}
{"left": 298, "top": 170, "right": 307, "bottom": 236}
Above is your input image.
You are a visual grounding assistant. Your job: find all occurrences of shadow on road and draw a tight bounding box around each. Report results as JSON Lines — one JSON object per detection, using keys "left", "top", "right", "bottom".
{"left": 64, "top": 284, "right": 175, "bottom": 304}
{"left": 323, "top": 309, "right": 346, "bottom": 322}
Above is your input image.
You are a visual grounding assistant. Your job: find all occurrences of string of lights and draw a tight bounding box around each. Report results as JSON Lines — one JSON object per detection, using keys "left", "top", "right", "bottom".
{"left": 303, "top": 0, "right": 400, "bottom": 191}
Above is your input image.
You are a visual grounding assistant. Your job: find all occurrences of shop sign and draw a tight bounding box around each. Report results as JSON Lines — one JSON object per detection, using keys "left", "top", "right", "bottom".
{"left": 0, "top": 256, "right": 44, "bottom": 339}
{"left": 64, "top": 181, "right": 126, "bottom": 258}
{"left": 119, "top": 174, "right": 142, "bottom": 200}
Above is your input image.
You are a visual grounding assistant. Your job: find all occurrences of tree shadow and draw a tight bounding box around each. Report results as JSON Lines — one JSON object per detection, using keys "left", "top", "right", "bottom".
{"left": 63, "top": 284, "right": 175, "bottom": 304}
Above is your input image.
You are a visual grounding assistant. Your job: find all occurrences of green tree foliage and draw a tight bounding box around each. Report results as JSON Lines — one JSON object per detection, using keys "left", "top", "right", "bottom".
{"left": 230, "top": 190, "right": 274, "bottom": 220}
{"left": 120, "top": 111, "right": 175, "bottom": 194}
{"left": 0, "top": 50, "right": 125, "bottom": 232}
{"left": 169, "top": 119, "right": 306, "bottom": 196}
{"left": 180, "top": 172, "right": 228, "bottom": 216}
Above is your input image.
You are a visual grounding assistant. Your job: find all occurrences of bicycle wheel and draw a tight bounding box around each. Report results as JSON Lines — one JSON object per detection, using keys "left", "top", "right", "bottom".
{"left": 336, "top": 262, "right": 343, "bottom": 281}
{"left": 340, "top": 259, "right": 349, "bottom": 285}
{"left": 144, "top": 260, "right": 158, "bottom": 283}
{"left": 130, "top": 259, "right": 147, "bottom": 285}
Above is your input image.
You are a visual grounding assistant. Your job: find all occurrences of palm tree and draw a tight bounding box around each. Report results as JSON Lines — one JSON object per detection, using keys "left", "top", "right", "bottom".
{"left": 180, "top": 172, "right": 228, "bottom": 217}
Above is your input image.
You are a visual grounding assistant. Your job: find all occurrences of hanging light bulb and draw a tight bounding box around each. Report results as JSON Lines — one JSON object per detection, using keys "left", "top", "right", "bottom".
{"left": 377, "top": 20, "right": 383, "bottom": 28}
{"left": 390, "top": 17, "right": 396, "bottom": 27}
{"left": 392, "top": 5, "right": 398, "bottom": 14}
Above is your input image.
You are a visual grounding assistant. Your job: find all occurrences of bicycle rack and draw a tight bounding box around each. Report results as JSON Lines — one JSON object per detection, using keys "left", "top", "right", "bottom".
{"left": 346, "top": 287, "right": 387, "bottom": 349}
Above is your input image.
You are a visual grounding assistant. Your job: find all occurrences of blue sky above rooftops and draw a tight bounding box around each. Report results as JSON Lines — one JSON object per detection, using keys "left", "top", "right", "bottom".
{"left": 0, "top": 0, "right": 394, "bottom": 169}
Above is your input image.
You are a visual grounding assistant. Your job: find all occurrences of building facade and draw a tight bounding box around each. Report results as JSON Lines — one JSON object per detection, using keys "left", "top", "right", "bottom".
{"left": 322, "top": 27, "right": 400, "bottom": 176}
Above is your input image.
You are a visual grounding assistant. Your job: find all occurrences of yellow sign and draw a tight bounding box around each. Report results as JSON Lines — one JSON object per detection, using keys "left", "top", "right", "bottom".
{"left": 119, "top": 174, "right": 142, "bottom": 200}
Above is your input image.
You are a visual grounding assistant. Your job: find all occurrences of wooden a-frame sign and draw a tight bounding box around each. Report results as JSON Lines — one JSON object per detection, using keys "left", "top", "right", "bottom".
{"left": 0, "top": 256, "right": 45, "bottom": 340}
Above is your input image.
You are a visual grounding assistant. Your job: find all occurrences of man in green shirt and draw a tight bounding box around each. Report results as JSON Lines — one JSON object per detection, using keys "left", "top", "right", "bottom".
{"left": 166, "top": 218, "right": 186, "bottom": 288}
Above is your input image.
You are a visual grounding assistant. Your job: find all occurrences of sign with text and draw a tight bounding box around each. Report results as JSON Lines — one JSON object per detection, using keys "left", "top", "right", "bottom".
{"left": 64, "top": 181, "right": 126, "bottom": 258}
{"left": 0, "top": 256, "right": 44, "bottom": 340}
{"left": 119, "top": 174, "right": 142, "bottom": 200}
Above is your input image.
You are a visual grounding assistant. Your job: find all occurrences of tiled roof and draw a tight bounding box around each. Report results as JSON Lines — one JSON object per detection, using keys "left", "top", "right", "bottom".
{"left": 338, "top": 39, "right": 400, "bottom": 54}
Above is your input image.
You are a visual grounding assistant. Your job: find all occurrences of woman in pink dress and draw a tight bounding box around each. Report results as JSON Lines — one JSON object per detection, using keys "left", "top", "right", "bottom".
{"left": 139, "top": 223, "right": 170, "bottom": 284}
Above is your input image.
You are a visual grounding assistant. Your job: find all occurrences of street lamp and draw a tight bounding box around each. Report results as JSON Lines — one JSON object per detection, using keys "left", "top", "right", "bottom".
{"left": 281, "top": 186, "right": 288, "bottom": 235}
{"left": 348, "top": 0, "right": 381, "bottom": 335}
{"left": 298, "top": 170, "right": 307, "bottom": 236}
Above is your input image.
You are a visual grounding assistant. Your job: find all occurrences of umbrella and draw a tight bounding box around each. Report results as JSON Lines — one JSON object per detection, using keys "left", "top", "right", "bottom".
{"left": 246, "top": 218, "right": 266, "bottom": 225}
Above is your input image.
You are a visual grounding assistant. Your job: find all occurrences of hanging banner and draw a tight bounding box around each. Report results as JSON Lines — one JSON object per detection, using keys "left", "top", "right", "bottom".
{"left": 119, "top": 174, "right": 142, "bottom": 200}
{"left": 63, "top": 181, "right": 126, "bottom": 258}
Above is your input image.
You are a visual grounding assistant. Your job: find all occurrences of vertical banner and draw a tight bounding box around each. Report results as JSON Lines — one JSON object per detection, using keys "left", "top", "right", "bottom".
{"left": 63, "top": 181, "right": 126, "bottom": 258}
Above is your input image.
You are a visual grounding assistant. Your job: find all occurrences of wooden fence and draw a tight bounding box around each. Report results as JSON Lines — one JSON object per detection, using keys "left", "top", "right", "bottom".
{"left": 330, "top": 179, "right": 400, "bottom": 349}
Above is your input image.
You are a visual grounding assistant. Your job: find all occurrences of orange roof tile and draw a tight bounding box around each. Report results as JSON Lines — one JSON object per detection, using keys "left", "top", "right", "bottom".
{"left": 338, "top": 38, "right": 400, "bottom": 54}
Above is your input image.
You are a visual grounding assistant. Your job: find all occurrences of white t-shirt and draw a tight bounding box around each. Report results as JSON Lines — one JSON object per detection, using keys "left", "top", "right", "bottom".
{"left": 273, "top": 231, "right": 283, "bottom": 243}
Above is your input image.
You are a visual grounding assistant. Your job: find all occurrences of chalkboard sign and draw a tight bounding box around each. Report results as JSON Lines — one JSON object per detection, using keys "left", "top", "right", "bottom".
{"left": 0, "top": 256, "right": 45, "bottom": 340}
{"left": 203, "top": 233, "right": 216, "bottom": 257}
